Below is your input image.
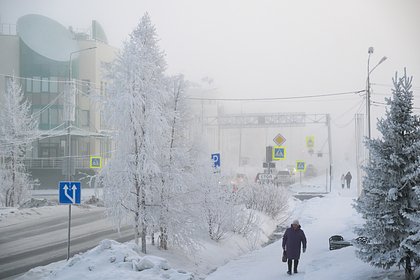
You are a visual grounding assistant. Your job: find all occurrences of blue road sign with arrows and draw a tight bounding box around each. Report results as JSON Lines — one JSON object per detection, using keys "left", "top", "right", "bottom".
{"left": 59, "top": 181, "right": 81, "bottom": 204}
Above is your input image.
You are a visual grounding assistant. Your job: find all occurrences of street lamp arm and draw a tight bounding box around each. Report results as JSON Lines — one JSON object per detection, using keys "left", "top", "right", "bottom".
{"left": 369, "top": 56, "right": 387, "bottom": 75}
{"left": 68, "top": 46, "right": 97, "bottom": 80}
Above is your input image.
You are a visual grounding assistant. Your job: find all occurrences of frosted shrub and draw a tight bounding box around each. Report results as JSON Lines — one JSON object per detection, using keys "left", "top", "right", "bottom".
{"left": 243, "top": 183, "right": 289, "bottom": 219}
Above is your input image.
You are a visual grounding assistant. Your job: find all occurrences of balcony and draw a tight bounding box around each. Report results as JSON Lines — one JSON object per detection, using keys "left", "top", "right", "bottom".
{"left": 24, "top": 158, "right": 91, "bottom": 170}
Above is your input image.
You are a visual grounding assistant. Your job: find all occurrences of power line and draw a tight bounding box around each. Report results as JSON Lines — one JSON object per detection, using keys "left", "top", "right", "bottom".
{"left": 371, "top": 82, "right": 420, "bottom": 90}
{"left": 186, "top": 90, "right": 365, "bottom": 101}
{"left": 332, "top": 99, "right": 366, "bottom": 128}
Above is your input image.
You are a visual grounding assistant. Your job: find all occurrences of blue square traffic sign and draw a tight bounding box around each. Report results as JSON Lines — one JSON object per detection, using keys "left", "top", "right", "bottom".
{"left": 296, "top": 161, "right": 306, "bottom": 172}
{"left": 272, "top": 146, "right": 286, "bottom": 160}
{"left": 211, "top": 153, "right": 221, "bottom": 168}
{"left": 59, "top": 181, "right": 81, "bottom": 204}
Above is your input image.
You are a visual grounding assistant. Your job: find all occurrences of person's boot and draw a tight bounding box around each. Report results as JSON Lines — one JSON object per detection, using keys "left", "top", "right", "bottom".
{"left": 293, "top": 260, "right": 299, "bottom": 273}
{"left": 287, "top": 259, "right": 292, "bottom": 275}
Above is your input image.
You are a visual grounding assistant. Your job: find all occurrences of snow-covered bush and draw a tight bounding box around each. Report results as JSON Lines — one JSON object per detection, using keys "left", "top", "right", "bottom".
{"left": 242, "top": 183, "right": 289, "bottom": 219}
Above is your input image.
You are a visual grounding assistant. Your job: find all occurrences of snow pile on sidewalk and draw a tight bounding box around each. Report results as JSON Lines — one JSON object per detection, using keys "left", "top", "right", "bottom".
{"left": 19, "top": 198, "right": 56, "bottom": 208}
{"left": 17, "top": 239, "right": 195, "bottom": 280}
{"left": 206, "top": 188, "right": 406, "bottom": 279}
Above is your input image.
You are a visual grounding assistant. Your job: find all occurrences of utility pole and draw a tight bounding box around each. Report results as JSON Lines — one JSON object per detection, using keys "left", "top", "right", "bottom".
{"left": 366, "top": 47, "right": 387, "bottom": 140}
{"left": 366, "top": 47, "right": 373, "bottom": 140}
{"left": 327, "top": 114, "right": 332, "bottom": 192}
{"left": 65, "top": 46, "right": 96, "bottom": 261}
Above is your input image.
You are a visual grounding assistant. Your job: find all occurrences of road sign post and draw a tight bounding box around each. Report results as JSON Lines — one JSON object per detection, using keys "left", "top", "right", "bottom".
{"left": 296, "top": 161, "right": 306, "bottom": 184}
{"left": 59, "top": 181, "right": 81, "bottom": 261}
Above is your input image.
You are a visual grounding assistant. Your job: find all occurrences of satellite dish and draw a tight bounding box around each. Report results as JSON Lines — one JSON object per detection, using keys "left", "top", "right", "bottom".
{"left": 17, "top": 14, "right": 79, "bottom": 62}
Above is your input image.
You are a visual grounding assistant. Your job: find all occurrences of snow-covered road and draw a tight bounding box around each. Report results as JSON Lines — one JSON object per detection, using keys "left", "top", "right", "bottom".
{"left": 0, "top": 205, "right": 131, "bottom": 279}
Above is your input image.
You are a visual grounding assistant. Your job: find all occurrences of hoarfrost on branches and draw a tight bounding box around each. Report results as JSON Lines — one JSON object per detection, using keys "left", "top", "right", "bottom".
{"left": 354, "top": 69, "right": 420, "bottom": 279}
{"left": 0, "top": 76, "right": 39, "bottom": 207}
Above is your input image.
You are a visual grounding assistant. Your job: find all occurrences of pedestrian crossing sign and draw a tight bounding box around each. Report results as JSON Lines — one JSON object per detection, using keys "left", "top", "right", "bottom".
{"left": 90, "top": 156, "right": 102, "bottom": 168}
{"left": 296, "top": 160, "right": 306, "bottom": 172}
{"left": 306, "top": 136, "right": 314, "bottom": 148}
{"left": 272, "top": 146, "right": 286, "bottom": 160}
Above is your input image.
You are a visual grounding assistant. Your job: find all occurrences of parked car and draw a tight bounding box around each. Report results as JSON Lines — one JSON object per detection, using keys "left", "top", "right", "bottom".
{"left": 274, "top": 170, "right": 295, "bottom": 186}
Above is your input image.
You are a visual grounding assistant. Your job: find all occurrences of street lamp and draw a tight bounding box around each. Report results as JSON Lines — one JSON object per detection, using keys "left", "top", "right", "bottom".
{"left": 65, "top": 46, "right": 97, "bottom": 261}
{"left": 66, "top": 46, "right": 97, "bottom": 180}
{"left": 366, "top": 47, "right": 387, "bottom": 139}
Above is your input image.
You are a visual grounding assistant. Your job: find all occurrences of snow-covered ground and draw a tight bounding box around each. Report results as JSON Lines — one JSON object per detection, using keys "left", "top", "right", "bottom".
{"left": 2, "top": 174, "right": 409, "bottom": 279}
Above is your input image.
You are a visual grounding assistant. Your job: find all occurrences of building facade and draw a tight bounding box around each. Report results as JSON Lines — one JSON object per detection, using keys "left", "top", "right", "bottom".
{"left": 0, "top": 14, "right": 117, "bottom": 189}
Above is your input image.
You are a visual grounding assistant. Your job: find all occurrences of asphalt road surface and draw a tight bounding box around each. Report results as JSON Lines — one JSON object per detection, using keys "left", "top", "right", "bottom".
{"left": 0, "top": 206, "right": 133, "bottom": 279}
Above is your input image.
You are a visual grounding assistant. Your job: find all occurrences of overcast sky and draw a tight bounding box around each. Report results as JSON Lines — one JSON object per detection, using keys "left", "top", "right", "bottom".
{"left": 2, "top": 0, "right": 419, "bottom": 96}
{"left": 1, "top": 0, "right": 420, "bottom": 164}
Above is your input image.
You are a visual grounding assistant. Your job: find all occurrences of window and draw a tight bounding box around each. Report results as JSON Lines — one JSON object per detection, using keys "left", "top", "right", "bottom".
{"left": 39, "top": 143, "right": 59, "bottom": 158}
{"left": 26, "top": 78, "right": 32, "bottom": 92}
{"left": 79, "top": 140, "right": 90, "bottom": 156}
{"left": 80, "top": 110, "right": 90, "bottom": 127}
{"left": 40, "top": 109, "right": 49, "bottom": 128}
{"left": 49, "top": 77, "right": 58, "bottom": 93}
{"left": 32, "top": 76, "right": 41, "bottom": 93}
{"left": 49, "top": 108, "right": 60, "bottom": 127}
{"left": 41, "top": 77, "right": 49, "bottom": 92}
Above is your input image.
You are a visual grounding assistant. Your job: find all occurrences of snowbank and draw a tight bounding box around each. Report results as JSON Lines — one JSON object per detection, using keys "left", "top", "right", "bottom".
{"left": 17, "top": 239, "right": 195, "bottom": 280}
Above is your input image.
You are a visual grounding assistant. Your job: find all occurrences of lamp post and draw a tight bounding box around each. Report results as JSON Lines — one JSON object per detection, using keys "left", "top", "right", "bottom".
{"left": 366, "top": 47, "right": 387, "bottom": 139}
{"left": 65, "top": 46, "right": 97, "bottom": 261}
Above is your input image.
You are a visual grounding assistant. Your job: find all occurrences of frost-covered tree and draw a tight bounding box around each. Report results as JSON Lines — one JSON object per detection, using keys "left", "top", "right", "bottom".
{"left": 354, "top": 69, "right": 420, "bottom": 279}
{"left": 155, "top": 74, "right": 200, "bottom": 250}
{"left": 0, "top": 76, "right": 38, "bottom": 206}
{"left": 100, "top": 13, "right": 167, "bottom": 254}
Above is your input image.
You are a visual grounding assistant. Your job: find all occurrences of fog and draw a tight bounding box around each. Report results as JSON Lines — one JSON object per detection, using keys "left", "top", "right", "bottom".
{"left": 1, "top": 0, "right": 420, "bottom": 176}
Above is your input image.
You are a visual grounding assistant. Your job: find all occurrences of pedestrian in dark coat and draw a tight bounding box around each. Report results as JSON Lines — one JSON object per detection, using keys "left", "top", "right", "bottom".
{"left": 345, "top": 171, "right": 352, "bottom": 189}
{"left": 282, "top": 219, "right": 307, "bottom": 275}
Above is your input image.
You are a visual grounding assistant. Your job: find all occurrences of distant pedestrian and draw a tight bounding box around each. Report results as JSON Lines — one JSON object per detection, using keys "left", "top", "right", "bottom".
{"left": 340, "top": 174, "right": 345, "bottom": 189}
{"left": 282, "top": 219, "right": 307, "bottom": 275}
{"left": 345, "top": 172, "right": 352, "bottom": 189}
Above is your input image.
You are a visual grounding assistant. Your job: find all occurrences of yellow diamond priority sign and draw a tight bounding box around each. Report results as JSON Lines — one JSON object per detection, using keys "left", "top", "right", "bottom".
{"left": 273, "top": 133, "right": 286, "bottom": 146}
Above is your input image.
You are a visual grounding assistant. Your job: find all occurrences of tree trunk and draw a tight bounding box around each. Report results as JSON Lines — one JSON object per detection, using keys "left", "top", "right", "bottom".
{"left": 134, "top": 175, "right": 141, "bottom": 246}
{"left": 151, "top": 225, "right": 155, "bottom": 246}
{"left": 134, "top": 209, "right": 140, "bottom": 246}
{"left": 141, "top": 182, "right": 147, "bottom": 254}
{"left": 405, "top": 256, "right": 414, "bottom": 280}
{"left": 159, "top": 226, "right": 168, "bottom": 250}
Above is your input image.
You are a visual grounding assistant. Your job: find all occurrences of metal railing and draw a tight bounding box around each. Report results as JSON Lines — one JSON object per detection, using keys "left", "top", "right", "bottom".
{"left": 24, "top": 158, "right": 91, "bottom": 170}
